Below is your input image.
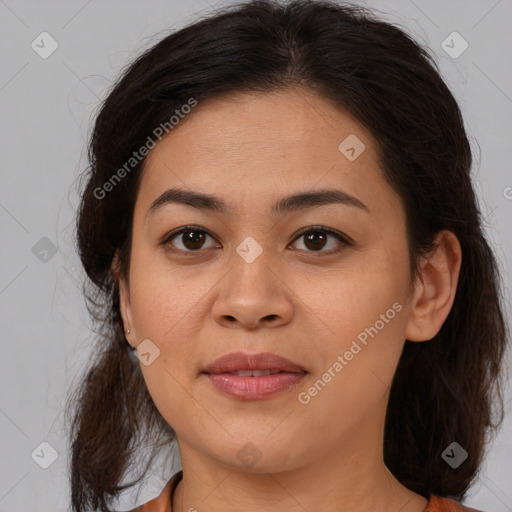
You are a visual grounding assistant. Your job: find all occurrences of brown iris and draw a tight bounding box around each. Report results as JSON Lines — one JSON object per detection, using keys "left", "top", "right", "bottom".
{"left": 181, "top": 230, "right": 207, "bottom": 250}
{"left": 303, "top": 232, "right": 327, "bottom": 251}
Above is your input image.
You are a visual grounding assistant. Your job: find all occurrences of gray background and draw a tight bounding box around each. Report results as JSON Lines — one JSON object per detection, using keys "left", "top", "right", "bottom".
{"left": 0, "top": 0, "right": 511, "bottom": 511}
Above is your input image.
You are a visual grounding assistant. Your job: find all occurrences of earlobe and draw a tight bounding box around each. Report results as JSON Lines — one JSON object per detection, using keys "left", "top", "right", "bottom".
{"left": 404, "top": 230, "right": 462, "bottom": 342}
{"left": 119, "top": 278, "right": 134, "bottom": 339}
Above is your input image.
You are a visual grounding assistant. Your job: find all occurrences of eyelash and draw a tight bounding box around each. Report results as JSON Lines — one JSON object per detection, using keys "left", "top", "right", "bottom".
{"left": 161, "top": 225, "right": 355, "bottom": 256}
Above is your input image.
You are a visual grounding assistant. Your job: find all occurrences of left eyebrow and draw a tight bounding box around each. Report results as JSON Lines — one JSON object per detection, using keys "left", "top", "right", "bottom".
{"left": 146, "top": 186, "right": 369, "bottom": 219}
{"left": 272, "top": 188, "right": 369, "bottom": 215}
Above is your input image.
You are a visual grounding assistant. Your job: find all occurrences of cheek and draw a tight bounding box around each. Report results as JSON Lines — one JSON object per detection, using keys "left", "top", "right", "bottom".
{"left": 128, "top": 252, "right": 210, "bottom": 342}
{"left": 295, "top": 255, "right": 409, "bottom": 410}
{"left": 312, "top": 284, "right": 406, "bottom": 388}
{"left": 294, "top": 246, "right": 409, "bottom": 345}
{"left": 129, "top": 273, "right": 206, "bottom": 426}
{"left": 297, "top": 296, "right": 406, "bottom": 439}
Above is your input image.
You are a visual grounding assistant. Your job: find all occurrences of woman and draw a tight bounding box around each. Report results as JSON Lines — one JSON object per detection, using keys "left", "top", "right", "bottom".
{"left": 66, "top": 1, "right": 509, "bottom": 511}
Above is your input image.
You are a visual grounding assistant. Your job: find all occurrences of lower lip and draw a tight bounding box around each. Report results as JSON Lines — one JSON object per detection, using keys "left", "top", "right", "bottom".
{"left": 203, "top": 372, "right": 306, "bottom": 399}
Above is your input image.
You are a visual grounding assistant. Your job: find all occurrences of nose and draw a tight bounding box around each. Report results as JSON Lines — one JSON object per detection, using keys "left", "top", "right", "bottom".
{"left": 211, "top": 246, "right": 294, "bottom": 330}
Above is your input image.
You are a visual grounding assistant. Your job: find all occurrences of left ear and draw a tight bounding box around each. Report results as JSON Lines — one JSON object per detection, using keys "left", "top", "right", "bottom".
{"left": 111, "top": 249, "right": 137, "bottom": 349}
{"left": 405, "top": 230, "right": 462, "bottom": 342}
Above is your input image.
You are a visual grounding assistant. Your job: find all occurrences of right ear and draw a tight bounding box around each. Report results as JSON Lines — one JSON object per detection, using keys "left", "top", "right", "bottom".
{"left": 111, "top": 250, "right": 137, "bottom": 349}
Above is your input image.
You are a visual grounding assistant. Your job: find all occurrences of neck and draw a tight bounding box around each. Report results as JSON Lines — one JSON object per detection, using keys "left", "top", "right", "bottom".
{"left": 170, "top": 397, "right": 428, "bottom": 512}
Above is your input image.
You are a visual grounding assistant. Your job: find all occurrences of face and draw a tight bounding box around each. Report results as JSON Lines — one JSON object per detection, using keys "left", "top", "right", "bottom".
{"left": 119, "top": 88, "right": 419, "bottom": 472}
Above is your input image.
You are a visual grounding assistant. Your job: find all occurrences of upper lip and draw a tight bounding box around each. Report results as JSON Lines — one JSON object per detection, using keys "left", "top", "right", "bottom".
{"left": 202, "top": 351, "right": 306, "bottom": 374}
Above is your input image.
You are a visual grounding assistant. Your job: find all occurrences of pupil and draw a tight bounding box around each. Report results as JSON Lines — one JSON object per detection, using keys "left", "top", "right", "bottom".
{"left": 184, "top": 231, "right": 204, "bottom": 250}
{"left": 305, "top": 232, "right": 326, "bottom": 251}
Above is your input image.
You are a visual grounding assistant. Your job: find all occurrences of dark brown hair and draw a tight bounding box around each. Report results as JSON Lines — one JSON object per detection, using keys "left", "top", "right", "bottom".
{"left": 66, "top": 1, "right": 510, "bottom": 510}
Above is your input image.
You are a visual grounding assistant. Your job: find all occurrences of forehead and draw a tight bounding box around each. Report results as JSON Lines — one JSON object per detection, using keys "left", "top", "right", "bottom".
{"left": 135, "top": 88, "right": 402, "bottom": 221}
{"left": 145, "top": 88, "right": 372, "bottom": 165}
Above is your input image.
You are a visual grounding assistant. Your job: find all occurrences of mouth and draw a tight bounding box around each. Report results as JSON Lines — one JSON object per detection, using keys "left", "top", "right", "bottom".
{"left": 202, "top": 351, "right": 306, "bottom": 375}
{"left": 221, "top": 369, "right": 286, "bottom": 376}
{"left": 202, "top": 351, "right": 307, "bottom": 399}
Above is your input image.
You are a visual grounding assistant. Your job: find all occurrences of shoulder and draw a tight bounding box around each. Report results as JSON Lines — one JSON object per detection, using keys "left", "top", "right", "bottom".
{"left": 426, "top": 494, "right": 485, "bottom": 512}
{"left": 127, "top": 470, "right": 183, "bottom": 512}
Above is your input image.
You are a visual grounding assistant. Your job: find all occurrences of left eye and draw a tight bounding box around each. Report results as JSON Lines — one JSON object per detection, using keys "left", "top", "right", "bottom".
{"left": 290, "top": 228, "right": 351, "bottom": 252}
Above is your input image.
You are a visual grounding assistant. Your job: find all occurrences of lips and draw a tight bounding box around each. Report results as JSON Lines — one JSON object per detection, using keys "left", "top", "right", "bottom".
{"left": 202, "top": 352, "right": 307, "bottom": 400}
{"left": 202, "top": 351, "right": 306, "bottom": 375}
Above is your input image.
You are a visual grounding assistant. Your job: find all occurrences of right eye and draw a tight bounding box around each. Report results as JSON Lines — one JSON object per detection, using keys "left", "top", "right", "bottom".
{"left": 163, "top": 226, "right": 221, "bottom": 253}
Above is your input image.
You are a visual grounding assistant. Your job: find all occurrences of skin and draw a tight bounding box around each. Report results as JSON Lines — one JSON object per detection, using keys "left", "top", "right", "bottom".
{"left": 115, "top": 87, "right": 462, "bottom": 512}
